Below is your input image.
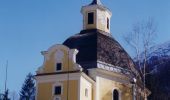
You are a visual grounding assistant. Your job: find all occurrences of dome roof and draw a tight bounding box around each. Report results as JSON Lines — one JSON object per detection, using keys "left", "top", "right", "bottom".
{"left": 63, "top": 29, "right": 137, "bottom": 73}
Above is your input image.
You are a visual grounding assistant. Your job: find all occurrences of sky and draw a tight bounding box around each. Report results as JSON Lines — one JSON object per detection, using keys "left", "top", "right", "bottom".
{"left": 0, "top": 0, "right": 170, "bottom": 95}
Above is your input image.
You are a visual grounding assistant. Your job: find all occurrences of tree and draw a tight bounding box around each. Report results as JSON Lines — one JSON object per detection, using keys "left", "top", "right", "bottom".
{"left": 2, "top": 89, "right": 10, "bottom": 100}
{"left": 10, "top": 91, "right": 18, "bottom": 100}
{"left": 20, "top": 73, "right": 35, "bottom": 100}
{"left": 123, "top": 18, "right": 157, "bottom": 99}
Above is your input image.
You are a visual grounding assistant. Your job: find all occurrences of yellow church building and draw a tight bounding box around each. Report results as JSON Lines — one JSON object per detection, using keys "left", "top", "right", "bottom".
{"left": 35, "top": 0, "right": 150, "bottom": 100}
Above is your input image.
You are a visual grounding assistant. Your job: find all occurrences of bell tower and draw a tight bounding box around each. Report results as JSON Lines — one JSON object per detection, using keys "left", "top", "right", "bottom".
{"left": 81, "top": 0, "right": 112, "bottom": 34}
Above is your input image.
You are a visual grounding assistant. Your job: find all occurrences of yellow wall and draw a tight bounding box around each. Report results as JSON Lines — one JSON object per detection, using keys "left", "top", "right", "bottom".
{"left": 36, "top": 45, "right": 80, "bottom": 100}
{"left": 37, "top": 82, "right": 53, "bottom": 100}
{"left": 85, "top": 10, "right": 97, "bottom": 30}
{"left": 83, "top": 9, "right": 111, "bottom": 33}
{"left": 98, "top": 76, "right": 132, "bottom": 100}
{"left": 82, "top": 5, "right": 111, "bottom": 33}
{"left": 37, "top": 80, "right": 78, "bottom": 100}
{"left": 36, "top": 45, "right": 134, "bottom": 100}
{"left": 43, "top": 47, "right": 76, "bottom": 73}
{"left": 80, "top": 76, "right": 93, "bottom": 100}
{"left": 97, "top": 10, "right": 111, "bottom": 33}
{"left": 67, "top": 80, "right": 79, "bottom": 100}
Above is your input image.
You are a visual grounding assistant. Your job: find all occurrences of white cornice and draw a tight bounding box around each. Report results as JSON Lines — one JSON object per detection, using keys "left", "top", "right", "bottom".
{"left": 81, "top": 72, "right": 95, "bottom": 84}
{"left": 35, "top": 72, "right": 81, "bottom": 83}
{"left": 88, "top": 68, "right": 132, "bottom": 86}
{"left": 35, "top": 72, "right": 95, "bottom": 84}
{"left": 81, "top": 5, "right": 112, "bottom": 16}
{"left": 97, "top": 60, "right": 132, "bottom": 75}
{"left": 36, "top": 44, "right": 82, "bottom": 74}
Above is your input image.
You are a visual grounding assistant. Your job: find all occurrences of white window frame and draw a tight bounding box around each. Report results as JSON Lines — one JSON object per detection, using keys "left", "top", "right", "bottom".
{"left": 52, "top": 83, "right": 63, "bottom": 96}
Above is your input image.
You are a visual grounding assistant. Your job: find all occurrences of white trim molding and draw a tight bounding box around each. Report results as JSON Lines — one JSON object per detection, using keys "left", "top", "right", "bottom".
{"left": 52, "top": 82, "right": 63, "bottom": 96}
{"left": 36, "top": 73, "right": 81, "bottom": 83}
{"left": 36, "top": 44, "right": 83, "bottom": 74}
{"left": 97, "top": 61, "right": 131, "bottom": 75}
{"left": 52, "top": 82, "right": 63, "bottom": 100}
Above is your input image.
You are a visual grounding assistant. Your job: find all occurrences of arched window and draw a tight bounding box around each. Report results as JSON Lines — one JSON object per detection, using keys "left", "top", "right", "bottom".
{"left": 85, "top": 88, "right": 88, "bottom": 97}
{"left": 113, "top": 89, "right": 119, "bottom": 100}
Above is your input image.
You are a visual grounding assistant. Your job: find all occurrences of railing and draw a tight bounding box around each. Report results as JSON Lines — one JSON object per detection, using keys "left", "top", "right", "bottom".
{"left": 97, "top": 61, "right": 132, "bottom": 75}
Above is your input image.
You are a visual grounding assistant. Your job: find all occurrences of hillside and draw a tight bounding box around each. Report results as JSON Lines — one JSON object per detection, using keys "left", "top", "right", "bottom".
{"left": 139, "top": 41, "right": 170, "bottom": 100}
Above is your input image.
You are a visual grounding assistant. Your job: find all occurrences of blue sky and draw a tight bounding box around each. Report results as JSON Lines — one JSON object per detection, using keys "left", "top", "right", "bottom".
{"left": 0, "top": 0, "right": 170, "bottom": 95}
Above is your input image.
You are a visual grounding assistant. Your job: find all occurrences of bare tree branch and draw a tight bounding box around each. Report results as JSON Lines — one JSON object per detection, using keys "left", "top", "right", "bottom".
{"left": 123, "top": 18, "right": 157, "bottom": 99}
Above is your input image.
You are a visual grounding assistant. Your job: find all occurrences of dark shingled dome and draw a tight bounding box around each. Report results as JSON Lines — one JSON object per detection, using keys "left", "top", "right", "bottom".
{"left": 63, "top": 29, "right": 136, "bottom": 72}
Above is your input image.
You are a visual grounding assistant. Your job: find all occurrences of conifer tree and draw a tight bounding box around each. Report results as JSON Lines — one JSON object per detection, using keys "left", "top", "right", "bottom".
{"left": 20, "top": 73, "right": 35, "bottom": 100}
{"left": 3, "top": 89, "right": 10, "bottom": 100}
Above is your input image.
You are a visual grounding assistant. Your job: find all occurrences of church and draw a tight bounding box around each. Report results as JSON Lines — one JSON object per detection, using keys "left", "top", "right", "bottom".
{"left": 35, "top": 0, "right": 150, "bottom": 100}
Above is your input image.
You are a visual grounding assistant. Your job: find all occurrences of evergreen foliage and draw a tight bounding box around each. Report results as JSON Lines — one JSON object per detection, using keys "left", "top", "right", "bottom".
{"left": 0, "top": 89, "right": 10, "bottom": 100}
{"left": 145, "top": 56, "right": 170, "bottom": 100}
{"left": 20, "top": 73, "right": 35, "bottom": 100}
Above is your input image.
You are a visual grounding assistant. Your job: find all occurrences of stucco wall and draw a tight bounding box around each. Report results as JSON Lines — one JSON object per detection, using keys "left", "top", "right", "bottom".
{"left": 97, "top": 76, "right": 132, "bottom": 100}
{"left": 37, "top": 80, "right": 78, "bottom": 100}
{"left": 42, "top": 46, "right": 76, "bottom": 73}
{"left": 80, "top": 76, "right": 93, "bottom": 100}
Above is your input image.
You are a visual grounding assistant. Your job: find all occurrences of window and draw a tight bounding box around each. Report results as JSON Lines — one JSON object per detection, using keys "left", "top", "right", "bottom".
{"left": 113, "top": 89, "right": 119, "bottom": 100}
{"left": 85, "top": 88, "right": 88, "bottom": 97}
{"left": 56, "top": 63, "right": 62, "bottom": 71}
{"left": 54, "top": 86, "right": 61, "bottom": 95}
{"left": 88, "top": 12, "right": 94, "bottom": 24}
{"left": 107, "top": 18, "right": 109, "bottom": 29}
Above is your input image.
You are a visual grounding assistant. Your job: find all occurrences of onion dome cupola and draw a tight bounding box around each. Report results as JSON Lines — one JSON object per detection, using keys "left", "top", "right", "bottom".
{"left": 81, "top": 0, "right": 112, "bottom": 36}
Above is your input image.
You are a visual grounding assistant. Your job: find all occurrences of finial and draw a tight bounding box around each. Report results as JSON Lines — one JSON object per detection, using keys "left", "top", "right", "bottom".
{"left": 90, "top": 0, "right": 102, "bottom": 5}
